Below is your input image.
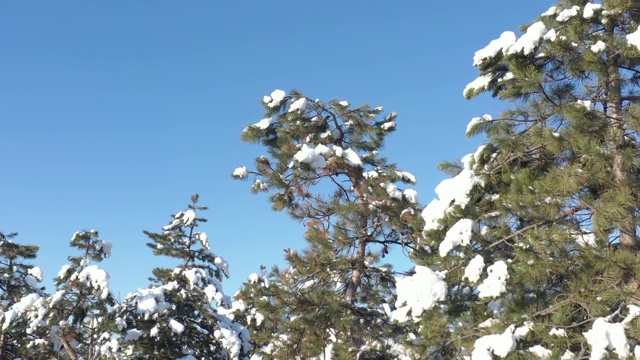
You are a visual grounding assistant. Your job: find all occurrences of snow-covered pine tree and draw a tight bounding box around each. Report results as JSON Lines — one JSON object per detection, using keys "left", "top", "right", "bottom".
{"left": 113, "top": 194, "right": 249, "bottom": 360}
{"left": 0, "top": 231, "right": 45, "bottom": 358}
{"left": 232, "top": 90, "right": 423, "bottom": 359}
{"left": 402, "top": 1, "right": 640, "bottom": 358}
{"left": 44, "top": 229, "right": 116, "bottom": 359}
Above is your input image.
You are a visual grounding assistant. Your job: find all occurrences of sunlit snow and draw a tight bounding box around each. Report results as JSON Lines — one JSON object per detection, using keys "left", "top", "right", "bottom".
{"left": 392, "top": 266, "right": 446, "bottom": 323}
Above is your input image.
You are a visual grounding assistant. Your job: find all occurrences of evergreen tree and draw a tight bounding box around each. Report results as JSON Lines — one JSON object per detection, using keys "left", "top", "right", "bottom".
{"left": 45, "top": 229, "right": 116, "bottom": 359}
{"left": 113, "top": 195, "right": 249, "bottom": 360}
{"left": 403, "top": 1, "right": 640, "bottom": 358}
{"left": 232, "top": 90, "right": 423, "bottom": 359}
{"left": 0, "top": 231, "right": 44, "bottom": 358}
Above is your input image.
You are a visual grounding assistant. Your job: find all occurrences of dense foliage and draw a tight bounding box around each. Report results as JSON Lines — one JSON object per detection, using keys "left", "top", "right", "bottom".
{"left": 6, "top": 1, "right": 640, "bottom": 359}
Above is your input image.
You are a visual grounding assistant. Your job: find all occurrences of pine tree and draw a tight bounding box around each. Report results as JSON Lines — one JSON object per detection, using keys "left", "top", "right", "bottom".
{"left": 0, "top": 231, "right": 45, "bottom": 358}
{"left": 44, "top": 229, "right": 116, "bottom": 359}
{"left": 232, "top": 90, "right": 423, "bottom": 358}
{"left": 403, "top": 1, "right": 640, "bottom": 358}
{"left": 113, "top": 195, "right": 250, "bottom": 360}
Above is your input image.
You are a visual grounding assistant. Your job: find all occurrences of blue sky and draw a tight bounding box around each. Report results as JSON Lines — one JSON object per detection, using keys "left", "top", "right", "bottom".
{"left": 0, "top": 1, "right": 554, "bottom": 298}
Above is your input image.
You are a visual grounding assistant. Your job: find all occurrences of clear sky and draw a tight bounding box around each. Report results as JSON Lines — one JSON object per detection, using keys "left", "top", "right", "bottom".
{"left": 0, "top": 1, "right": 555, "bottom": 298}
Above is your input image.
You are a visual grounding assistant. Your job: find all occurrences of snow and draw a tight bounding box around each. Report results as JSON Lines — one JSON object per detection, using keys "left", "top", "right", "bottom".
{"left": 477, "top": 260, "right": 509, "bottom": 299}
{"left": 343, "top": 148, "right": 363, "bottom": 167}
{"left": 463, "top": 75, "right": 492, "bottom": 98}
{"left": 383, "top": 182, "right": 402, "bottom": 200}
{"left": 397, "top": 171, "right": 417, "bottom": 184}
{"left": 439, "top": 218, "right": 476, "bottom": 256}
{"left": 543, "top": 29, "right": 557, "bottom": 42}
{"left": 591, "top": 40, "right": 606, "bottom": 53}
{"left": 288, "top": 98, "right": 307, "bottom": 113}
{"left": 127, "top": 281, "right": 178, "bottom": 319}
{"left": 463, "top": 254, "right": 485, "bottom": 283}
{"left": 338, "top": 101, "right": 349, "bottom": 107}
{"left": 28, "top": 266, "right": 43, "bottom": 281}
{"left": 181, "top": 209, "right": 196, "bottom": 226}
{"left": 251, "top": 117, "right": 272, "bottom": 130}
{"left": 293, "top": 144, "right": 327, "bottom": 169}
{"left": 478, "top": 318, "right": 498, "bottom": 328}
{"left": 556, "top": 6, "right": 580, "bottom": 22}
{"left": 466, "top": 114, "right": 492, "bottom": 136}
{"left": 124, "top": 329, "right": 143, "bottom": 342}
{"left": 75, "top": 265, "right": 111, "bottom": 299}
{"left": 381, "top": 121, "right": 395, "bottom": 130}
{"left": 50, "top": 290, "right": 65, "bottom": 306}
{"left": 542, "top": 6, "right": 557, "bottom": 16}
{"left": 2, "top": 293, "right": 44, "bottom": 330}
{"left": 529, "top": 345, "right": 552, "bottom": 358}
{"left": 96, "top": 240, "right": 112, "bottom": 258}
{"left": 627, "top": 28, "right": 640, "bottom": 51}
{"left": 584, "top": 3, "right": 602, "bottom": 19}
{"left": 403, "top": 189, "right": 418, "bottom": 204}
{"left": 232, "top": 166, "right": 248, "bottom": 179}
{"left": 169, "top": 319, "right": 185, "bottom": 334}
{"left": 507, "top": 21, "right": 547, "bottom": 56}
{"left": 264, "top": 89, "right": 286, "bottom": 108}
{"left": 392, "top": 265, "right": 447, "bottom": 323}
{"left": 473, "top": 31, "right": 516, "bottom": 66}
{"left": 549, "top": 327, "right": 567, "bottom": 337}
{"left": 471, "top": 326, "right": 516, "bottom": 359}
{"left": 57, "top": 264, "right": 72, "bottom": 279}
{"left": 422, "top": 151, "right": 483, "bottom": 231}
{"left": 215, "top": 256, "right": 230, "bottom": 277}
{"left": 583, "top": 317, "right": 630, "bottom": 359}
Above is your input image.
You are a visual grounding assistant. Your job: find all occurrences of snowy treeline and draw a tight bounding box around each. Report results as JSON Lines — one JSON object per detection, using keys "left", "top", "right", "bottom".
{"left": 6, "top": 1, "right": 640, "bottom": 359}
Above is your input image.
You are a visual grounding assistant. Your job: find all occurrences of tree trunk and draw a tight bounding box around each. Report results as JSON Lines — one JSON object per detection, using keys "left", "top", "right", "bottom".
{"left": 606, "top": 31, "right": 637, "bottom": 248}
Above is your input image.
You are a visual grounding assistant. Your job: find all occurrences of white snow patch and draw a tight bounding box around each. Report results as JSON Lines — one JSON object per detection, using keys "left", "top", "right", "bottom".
{"left": 264, "top": 89, "right": 286, "bottom": 108}
{"left": 293, "top": 144, "right": 328, "bottom": 169}
{"left": 507, "top": 21, "right": 547, "bottom": 55}
{"left": 556, "top": 6, "right": 580, "bottom": 22}
{"left": 583, "top": 317, "right": 630, "bottom": 360}
{"left": 477, "top": 260, "right": 509, "bottom": 299}
{"left": 543, "top": 29, "right": 557, "bottom": 42}
{"left": 251, "top": 117, "right": 272, "bottom": 130}
{"left": 232, "top": 166, "right": 248, "bottom": 179}
{"left": 542, "top": 6, "right": 558, "bottom": 16}
{"left": 124, "top": 329, "right": 143, "bottom": 342}
{"left": 169, "top": 319, "right": 185, "bottom": 334}
{"left": 439, "top": 218, "right": 476, "bottom": 257}
{"left": 627, "top": 28, "right": 640, "bottom": 51}
{"left": 463, "top": 254, "right": 485, "bottom": 283}
{"left": 403, "top": 189, "right": 418, "bottom": 204}
{"left": 343, "top": 148, "right": 362, "bottom": 167}
{"left": 584, "top": 3, "right": 602, "bottom": 19}
{"left": 288, "top": 98, "right": 307, "bottom": 113}
{"left": 466, "top": 114, "right": 492, "bottom": 136}
{"left": 473, "top": 32, "right": 517, "bottom": 66}
{"left": 381, "top": 121, "right": 396, "bottom": 130}
{"left": 464, "top": 75, "right": 492, "bottom": 98}
{"left": 529, "top": 345, "right": 552, "bottom": 358}
{"left": 392, "top": 266, "right": 447, "bottom": 323}
{"left": 591, "top": 41, "right": 606, "bottom": 53}
{"left": 28, "top": 266, "right": 43, "bottom": 281}
{"left": 422, "top": 152, "right": 483, "bottom": 231}
{"left": 471, "top": 326, "right": 517, "bottom": 359}
{"left": 550, "top": 327, "right": 567, "bottom": 337}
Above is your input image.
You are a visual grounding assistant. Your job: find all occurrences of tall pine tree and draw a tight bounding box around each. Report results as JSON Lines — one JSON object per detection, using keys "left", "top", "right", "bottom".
{"left": 113, "top": 195, "right": 250, "bottom": 360}
{"left": 0, "top": 231, "right": 45, "bottom": 359}
{"left": 232, "top": 90, "right": 423, "bottom": 359}
{"left": 403, "top": 1, "right": 640, "bottom": 358}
